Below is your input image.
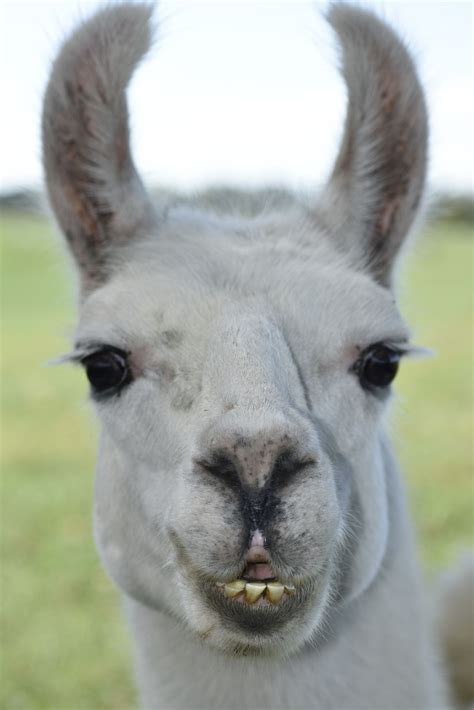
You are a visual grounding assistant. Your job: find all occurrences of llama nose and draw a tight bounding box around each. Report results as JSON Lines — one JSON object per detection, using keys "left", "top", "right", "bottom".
{"left": 195, "top": 429, "right": 317, "bottom": 531}
{"left": 196, "top": 443, "right": 304, "bottom": 491}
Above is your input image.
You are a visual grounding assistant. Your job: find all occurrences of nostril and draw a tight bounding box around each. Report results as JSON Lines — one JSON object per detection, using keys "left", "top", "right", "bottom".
{"left": 194, "top": 446, "right": 316, "bottom": 493}
{"left": 271, "top": 450, "right": 316, "bottom": 487}
{"left": 194, "top": 453, "right": 240, "bottom": 490}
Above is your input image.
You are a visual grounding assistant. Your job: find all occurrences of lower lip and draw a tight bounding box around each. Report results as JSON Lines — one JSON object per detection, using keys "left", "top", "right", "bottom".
{"left": 200, "top": 577, "right": 315, "bottom": 638}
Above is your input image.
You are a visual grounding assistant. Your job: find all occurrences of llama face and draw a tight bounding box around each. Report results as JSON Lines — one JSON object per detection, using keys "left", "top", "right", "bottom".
{"left": 72, "top": 221, "right": 410, "bottom": 654}
{"left": 42, "top": 4, "right": 427, "bottom": 657}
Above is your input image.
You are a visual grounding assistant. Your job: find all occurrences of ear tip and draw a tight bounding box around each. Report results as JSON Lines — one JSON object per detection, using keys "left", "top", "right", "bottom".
{"left": 52, "top": 2, "right": 156, "bottom": 74}
{"left": 326, "top": 2, "right": 406, "bottom": 52}
{"left": 326, "top": 2, "right": 384, "bottom": 27}
{"left": 92, "top": 3, "right": 156, "bottom": 43}
{"left": 42, "top": 2, "right": 156, "bottom": 129}
{"left": 326, "top": 1, "right": 422, "bottom": 98}
{"left": 78, "top": 2, "right": 156, "bottom": 33}
{"left": 326, "top": 2, "right": 369, "bottom": 27}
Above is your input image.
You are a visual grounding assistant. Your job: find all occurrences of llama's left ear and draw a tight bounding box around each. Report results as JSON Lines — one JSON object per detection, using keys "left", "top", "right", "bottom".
{"left": 42, "top": 4, "right": 156, "bottom": 293}
{"left": 317, "top": 4, "right": 428, "bottom": 288}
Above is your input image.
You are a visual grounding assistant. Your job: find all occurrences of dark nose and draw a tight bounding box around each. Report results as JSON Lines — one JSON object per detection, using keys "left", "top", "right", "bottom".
{"left": 195, "top": 433, "right": 316, "bottom": 528}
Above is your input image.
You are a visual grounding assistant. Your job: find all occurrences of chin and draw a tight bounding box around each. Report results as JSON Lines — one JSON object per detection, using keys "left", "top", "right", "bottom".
{"left": 178, "top": 568, "right": 333, "bottom": 657}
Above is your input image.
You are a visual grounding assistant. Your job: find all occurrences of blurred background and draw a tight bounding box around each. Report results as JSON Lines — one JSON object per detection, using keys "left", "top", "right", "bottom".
{"left": 1, "top": 1, "right": 472, "bottom": 707}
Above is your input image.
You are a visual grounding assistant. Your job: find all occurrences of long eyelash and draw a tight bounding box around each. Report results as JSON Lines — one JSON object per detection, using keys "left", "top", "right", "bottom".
{"left": 48, "top": 342, "right": 128, "bottom": 366}
{"left": 48, "top": 348, "right": 97, "bottom": 366}
{"left": 386, "top": 343, "right": 433, "bottom": 359}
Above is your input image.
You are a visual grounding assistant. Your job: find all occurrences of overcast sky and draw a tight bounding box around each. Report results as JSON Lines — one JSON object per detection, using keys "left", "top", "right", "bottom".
{"left": 1, "top": 0, "right": 472, "bottom": 195}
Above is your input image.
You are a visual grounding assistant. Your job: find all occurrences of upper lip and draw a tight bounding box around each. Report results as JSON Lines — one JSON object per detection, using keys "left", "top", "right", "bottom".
{"left": 242, "top": 541, "right": 275, "bottom": 581}
{"left": 170, "top": 525, "right": 300, "bottom": 590}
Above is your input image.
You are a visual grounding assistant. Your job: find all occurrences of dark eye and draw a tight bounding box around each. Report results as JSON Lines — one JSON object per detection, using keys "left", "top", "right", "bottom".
{"left": 81, "top": 347, "right": 131, "bottom": 397}
{"left": 356, "top": 344, "right": 401, "bottom": 390}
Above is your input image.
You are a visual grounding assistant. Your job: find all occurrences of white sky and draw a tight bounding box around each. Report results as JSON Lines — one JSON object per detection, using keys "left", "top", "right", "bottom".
{"left": 0, "top": 0, "right": 472, "bottom": 194}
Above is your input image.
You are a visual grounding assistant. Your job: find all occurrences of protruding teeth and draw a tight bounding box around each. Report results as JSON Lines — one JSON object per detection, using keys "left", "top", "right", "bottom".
{"left": 218, "top": 579, "right": 297, "bottom": 604}
{"left": 224, "top": 579, "right": 246, "bottom": 598}
{"left": 244, "top": 582, "right": 267, "bottom": 603}
{"left": 266, "top": 582, "right": 285, "bottom": 604}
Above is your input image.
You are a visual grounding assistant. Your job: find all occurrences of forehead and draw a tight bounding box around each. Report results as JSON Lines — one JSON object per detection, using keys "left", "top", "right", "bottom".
{"left": 75, "top": 210, "right": 410, "bottom": 354}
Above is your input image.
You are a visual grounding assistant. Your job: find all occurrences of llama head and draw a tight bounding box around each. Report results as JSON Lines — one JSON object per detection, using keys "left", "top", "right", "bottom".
{"left": 43, "top": 3, "right": 427, "bottom": 655}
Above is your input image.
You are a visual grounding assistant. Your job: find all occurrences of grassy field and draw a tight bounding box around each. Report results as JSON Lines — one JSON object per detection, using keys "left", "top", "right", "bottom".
{"left": 2, "top": 210, "right": 472, "bottom": 709}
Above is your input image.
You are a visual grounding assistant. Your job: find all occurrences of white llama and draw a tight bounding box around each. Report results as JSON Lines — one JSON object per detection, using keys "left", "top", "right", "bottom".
{"left": 42, "top": 3, "right": 472, "bottom": 709}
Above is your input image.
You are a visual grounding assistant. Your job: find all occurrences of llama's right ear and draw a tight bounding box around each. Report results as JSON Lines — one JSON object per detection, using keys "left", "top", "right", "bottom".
{"left": 42, "top": 4, "right": 156, "bottom": 292}
{"left": 317, "top": 4, "right": 428, "bottom": 288}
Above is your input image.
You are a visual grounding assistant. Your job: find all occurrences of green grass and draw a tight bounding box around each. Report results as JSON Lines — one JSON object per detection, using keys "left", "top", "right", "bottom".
{"left": 2, "top": 211, "right": 472, "bottom": 708}
{"left": 395, "top": 220, "right": 473, "bottom": 569}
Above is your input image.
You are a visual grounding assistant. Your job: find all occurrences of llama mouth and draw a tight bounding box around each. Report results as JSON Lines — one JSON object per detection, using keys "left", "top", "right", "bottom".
{"left": 217, "top": 578, "right": 296, "bottom": 604}
{"left": 214, "top": 532, "right": 297, "bottom": 605}
{"left": 201, "top": 559, "right": 318, "bottom": 639}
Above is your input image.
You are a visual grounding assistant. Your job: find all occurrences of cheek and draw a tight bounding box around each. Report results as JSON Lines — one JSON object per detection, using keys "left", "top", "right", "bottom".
{"left": 312, "top": 378, "right": 383, "bottom": 458}
{"left": 268, "top": 475, "right": 342, "bottom": 568}
{"left": 99, "top": 382, "right": 189, "bottom": 465}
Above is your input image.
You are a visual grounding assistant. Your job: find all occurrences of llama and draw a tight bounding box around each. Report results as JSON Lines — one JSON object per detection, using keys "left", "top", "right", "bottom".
{"left": 42, "top": 3, "right": 470, "bottom": 708}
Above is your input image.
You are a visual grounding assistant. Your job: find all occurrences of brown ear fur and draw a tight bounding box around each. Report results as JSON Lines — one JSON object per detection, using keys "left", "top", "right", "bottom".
{"left": 42, "top": 3, "right": 156, "bottom": 291}
{"left": 318, "top": 4, "right": 428, "bottom": 287}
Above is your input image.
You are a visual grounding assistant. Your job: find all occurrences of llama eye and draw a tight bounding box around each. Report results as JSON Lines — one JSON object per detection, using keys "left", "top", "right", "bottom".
{"left": 355, "top": 344, "right": 401, "bottom": 390}
{"left": 81, "top": 348, "right": 131, "bottom": 397}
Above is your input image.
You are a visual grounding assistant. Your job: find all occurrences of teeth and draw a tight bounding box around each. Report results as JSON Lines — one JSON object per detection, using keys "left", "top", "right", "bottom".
{"left": 224, "top": 580, "right": 246, "bottom": 598}
{"left": 244, "top": 582, "right": 267, "bottom": 603}
{"left": 219, "top": 579, "right": 297, "bottom": 604}
{"left": 266, "top": 582, "right": 285, "bottom": 604}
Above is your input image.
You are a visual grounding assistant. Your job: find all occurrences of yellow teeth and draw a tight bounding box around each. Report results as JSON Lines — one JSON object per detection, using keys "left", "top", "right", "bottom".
{"left": 266, "top": 582, "right": 285, "bottom": 604}
{"left": 224, "top": 580, "right": 246, "bottom": 598}
{"left": 244, "top": 582, "right": 267, "bottom": 603}
{"left": 219, "top": 579, "right": 296, "bottom": 604}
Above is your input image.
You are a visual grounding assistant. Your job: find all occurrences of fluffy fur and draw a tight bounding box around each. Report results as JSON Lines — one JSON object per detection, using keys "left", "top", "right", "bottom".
{"left": 42, "top": 3, "right": 471, "bottom": 708}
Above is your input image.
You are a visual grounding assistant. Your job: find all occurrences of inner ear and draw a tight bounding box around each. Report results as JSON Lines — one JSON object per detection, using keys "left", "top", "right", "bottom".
{"left": 42, "top": 4, "right": 157, "bottom": 293}
{"left": 316, "top": 5, "right": 428, "bottom": 288}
